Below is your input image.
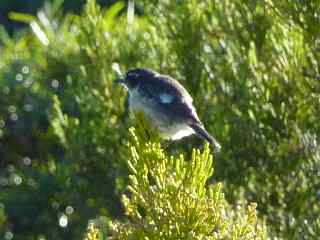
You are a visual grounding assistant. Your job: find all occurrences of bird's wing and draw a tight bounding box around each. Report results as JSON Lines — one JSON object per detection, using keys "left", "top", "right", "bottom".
{"left": 139, "top": 74, "right": 201, "bottom": 123}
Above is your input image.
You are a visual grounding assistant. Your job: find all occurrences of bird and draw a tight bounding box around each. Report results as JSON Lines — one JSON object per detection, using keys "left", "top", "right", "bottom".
{"left": 116, "top": 68, "right": 221, "bottom": 150}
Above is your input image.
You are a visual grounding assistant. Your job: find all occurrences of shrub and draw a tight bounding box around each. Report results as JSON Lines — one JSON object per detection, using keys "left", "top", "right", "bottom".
{"left": 84, "top": 127, "right": 266, "bottom": 239}
{"left": 0, "top": 0, "right": 319, "bottom": 239}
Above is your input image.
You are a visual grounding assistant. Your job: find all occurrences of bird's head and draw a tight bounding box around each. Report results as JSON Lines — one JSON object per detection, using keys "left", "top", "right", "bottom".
{"left": 116, "top": 68, "right": 155, "bottom": 90}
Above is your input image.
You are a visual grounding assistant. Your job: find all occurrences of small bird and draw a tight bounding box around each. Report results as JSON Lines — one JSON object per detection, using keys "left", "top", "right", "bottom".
{"left": 116, "top": 68, "right": 221, "bottom": 150}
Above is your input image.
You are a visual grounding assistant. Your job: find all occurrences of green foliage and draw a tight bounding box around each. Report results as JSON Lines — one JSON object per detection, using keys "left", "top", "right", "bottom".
{"left": 0, "top": 0, "right": 319, "bottom": 239}
{"left": 84, "top": 223, "right": 102, "bottom": 240}
{"left": 142, "top": 0, "right": 320, "bottom": 238}
{"left": 0, "top": 1, "right": 130, "bottom": 239}
{"left": 107, "top": 128, "right": 265, "bottom": 239}
{"left": 0, "top": 0, "right": 118, "bottom": 34}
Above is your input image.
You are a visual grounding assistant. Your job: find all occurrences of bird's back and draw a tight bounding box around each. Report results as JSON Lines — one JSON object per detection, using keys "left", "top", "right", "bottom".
{"left": 137, "top": 73, "right": 200, "bottom": 124}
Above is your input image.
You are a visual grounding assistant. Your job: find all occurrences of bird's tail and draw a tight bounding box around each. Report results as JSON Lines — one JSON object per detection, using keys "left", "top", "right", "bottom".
{"left": 190, "top": 123, "right": 221, "bottom": 151}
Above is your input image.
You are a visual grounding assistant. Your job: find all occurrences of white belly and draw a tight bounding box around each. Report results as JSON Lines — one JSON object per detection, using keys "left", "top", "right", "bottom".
{"left": 161, "top": 123, "right": 194, "bottom": 140}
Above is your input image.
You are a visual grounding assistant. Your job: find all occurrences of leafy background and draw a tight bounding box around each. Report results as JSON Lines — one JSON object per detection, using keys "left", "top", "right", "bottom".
{"left": 0, "top": 0, "right": 319, "bottom": 239}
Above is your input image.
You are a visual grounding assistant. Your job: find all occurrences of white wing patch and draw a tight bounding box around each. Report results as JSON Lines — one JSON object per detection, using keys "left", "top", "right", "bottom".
{"left": 159, "top": 93, "right": 174, "bottom": 104}
{"left": 171, "top": 126, "right": 194, "bottom": 140}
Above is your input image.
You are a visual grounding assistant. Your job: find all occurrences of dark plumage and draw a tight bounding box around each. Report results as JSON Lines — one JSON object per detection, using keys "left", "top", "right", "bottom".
{"left": 117, "top": 68, "right": 221, "bottom": 150}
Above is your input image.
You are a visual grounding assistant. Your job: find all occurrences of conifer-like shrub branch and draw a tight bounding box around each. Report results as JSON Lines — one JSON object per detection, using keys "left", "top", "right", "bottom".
{"left": 98, "top": 122, "right": 266, "bottom": 239}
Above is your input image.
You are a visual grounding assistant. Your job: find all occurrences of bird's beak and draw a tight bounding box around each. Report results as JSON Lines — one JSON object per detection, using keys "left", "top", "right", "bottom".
{"left": 115, "top": 78, "right": 124, "bottom": 84}
{"left": 114, "top": 78, "right": 126, "bottom": 86}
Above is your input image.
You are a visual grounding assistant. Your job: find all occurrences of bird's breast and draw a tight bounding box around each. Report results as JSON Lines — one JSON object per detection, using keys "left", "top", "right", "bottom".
{"left": 128, "top": 88, "right": 194, "bottom": 140}
{"left": 129, "top": 88, "right": 165, "bottom": 123}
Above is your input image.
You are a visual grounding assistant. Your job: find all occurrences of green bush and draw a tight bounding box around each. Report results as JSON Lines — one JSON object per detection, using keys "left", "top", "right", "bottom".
{"left": 84, "top": 126, "right": 265, "bottom": 239}
{"left": 0, "top": 0, "right": 319, "bottom": 239}
{"left": 111, "top": 127, "right": 266, "bottom": 239}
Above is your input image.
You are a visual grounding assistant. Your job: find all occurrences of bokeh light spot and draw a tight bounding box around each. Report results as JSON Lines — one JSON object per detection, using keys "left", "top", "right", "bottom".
{"left": 23, "top": 156, "right": 32, "bottom": 165}
{"left": 0, "top": 119, "right": 5, "bottom": 128}
{"left": 24, "top": 104, "right": 33, "bottom": 112}
{"left": 66, "top": 206, "right": 74, "bottom": 215}
{"left": 22, "top": 66, "right": 30, "bottom": 74}
{"left": 3, "top": 87, "right": 10, "bottom": 94}
{"left": 15, "top": 73, "right": 23, "bottom": 82}
{"left": 10, "top": 113, "right": 18, "bottom": 121}
{"left": 24, "top": 78, "right": 34, "bottom": 88}
{"left": 4, "top": 231, "right": 14, "bottom": 240}
{"left": 12, "top": 174, "right": 22, "bottom": 185}
{"left": 51, "top": 79, "right": 60, "bottom": 89}
{"left": 143, "top": 32, "right": 150, "bottom": 40}
{"left": 59, "top": 214, "right": 68, "bottom": 228}
{"left": 8, "top": 105, "right": 16, "bottom": 113}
